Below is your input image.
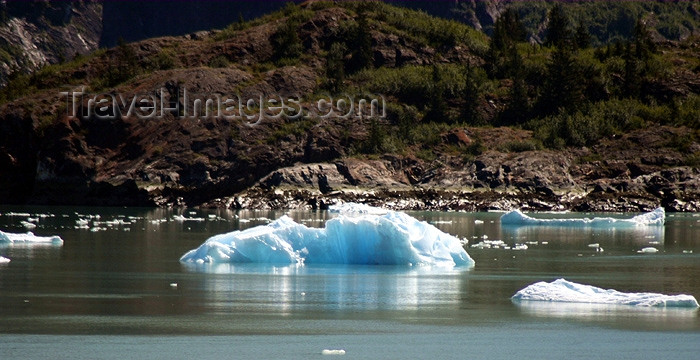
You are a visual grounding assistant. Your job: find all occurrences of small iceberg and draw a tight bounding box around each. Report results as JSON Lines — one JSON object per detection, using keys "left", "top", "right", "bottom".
{"left": 322, "top": 349, "right": 346, "bottom": 356}
{"left": 180, "top": 211, "right": 473, "bottom": 267}
{"left": 0, "top": 256, "right": 10, "bottom": 263}
{"left": 0, "top": 230, "right": 64, "bottom": 245}
{"left": 512, "top": 278, "right": 698, "bottom": 308}
{"left": 328, "top": 202, "right": 388, "bottom": 215}
{"left": 501, "top": 207, "right": 665, "bottom": 227}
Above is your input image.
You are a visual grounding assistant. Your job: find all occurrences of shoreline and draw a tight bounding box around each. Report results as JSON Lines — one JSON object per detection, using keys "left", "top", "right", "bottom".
{"left": 203, "top": 186, "right": 699, "bottom": 213}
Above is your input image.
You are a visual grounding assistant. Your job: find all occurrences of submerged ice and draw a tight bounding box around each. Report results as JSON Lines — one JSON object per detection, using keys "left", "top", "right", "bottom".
{"left": 0, "top": 230, "right": 64, "bottom": 245}
{"left": 180, "top": 210, "right": 474, "bottom": 267}
{"left": 512, "top": 278, "right": 698, "bottom": 308}
{"left": 501, "top": 207, "right": 665, "bottom": 227}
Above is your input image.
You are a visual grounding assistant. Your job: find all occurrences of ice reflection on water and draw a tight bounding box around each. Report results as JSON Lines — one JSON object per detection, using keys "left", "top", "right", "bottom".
{"left": 514, "top": 301, "right": 698, "bottom": 330}
{"left": 182, "top": 264, "right": 468, "bottom": 313}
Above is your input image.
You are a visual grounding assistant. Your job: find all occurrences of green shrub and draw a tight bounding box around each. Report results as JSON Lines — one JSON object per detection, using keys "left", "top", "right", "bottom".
{"left": 150, "top": 49, "right": 178, "bottom": 70}
{"left": 499, "top": 140, "right": 541, "bottom": 153}
{"left": 530, "top": 111, "right": 612, "bottom": 148}
{"left": 208, "top": 55, "right": 230, "bottom": 68}
{"left": 271, "top": 16, "right": 304, "bottom": 64}
{"left": 674, "top": 94, "right": 700, "bottom": 129}
{"left": 353, "top": 64, "right": 469, "bottom": 109}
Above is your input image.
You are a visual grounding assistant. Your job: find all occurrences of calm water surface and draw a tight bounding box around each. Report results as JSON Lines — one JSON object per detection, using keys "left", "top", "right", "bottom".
{"left": 0, "top": 206, "right": 698, "bottom": 359}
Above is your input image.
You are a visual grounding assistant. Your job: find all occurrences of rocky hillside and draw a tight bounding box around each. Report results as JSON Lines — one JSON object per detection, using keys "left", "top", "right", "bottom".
{"left": 2, "top": 0, "right": 698, "bottom": 86}
{"left": 0, "top": 1, "right": 698, "bottom": 212}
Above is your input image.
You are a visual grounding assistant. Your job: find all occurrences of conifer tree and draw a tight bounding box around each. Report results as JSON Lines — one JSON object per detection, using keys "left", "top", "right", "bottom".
{"left": 501, "top": 49, "right": 529, "bottom": 125}
{"left": 623, "top": 42, "right": 640, "bottom": 98}
{"left": 347, "top": 9, "right": 373, "bottom": 73}
{"left": 425, "top": 65, "right": 450, "bottom": 123}
{"left": 271, "top": 18, "right": 303, "bottom": 62}
{"left": 633, "top": 17, "right": 656, "bottom": 60}
{"left": 574, "top": 22, "right": 591, "bottom": 49}
{"left": 487, "top": 9, "right": 526, "bottom": 78}
{"left": 538, "top": 46, "right": 583, "bottom": 115}
{"left": 325, "top": 43, "right": 346, "bottom": 93}
{"left": 545, "top": 4, "right": 572, "bottom": 48}
{"left": 461, "top": 65, "right": 483, "bottom": 125}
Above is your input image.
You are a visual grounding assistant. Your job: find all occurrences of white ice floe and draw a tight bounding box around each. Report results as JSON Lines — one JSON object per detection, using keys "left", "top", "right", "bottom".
{"left": 637, "top": 247, "right": 659, "bottom": 254}
{"left": 173, "top": 215, "right": 205, "bottom": 222}
{"left": 180, "top": 211, "right": 474, "bottom": 267}
{"left": 0, "top": 230, "right": 64, "bottom": 245}
{"left": 5, "top": 212, "right": 31, "bottom": 217}
{"left": 321, "top": 349, "right": 346, "bottom": 356}
{"left": 328, "top": 202, "right": 388, "bottom": 215}
{"left": 501, "top": 207, "right": 665, "bottom": 227}
{"left": 470, "top": 239, "right": 527, "bottom": 251}
{"left": 0, "top": 256, "right": 10, "bottom": 263}
{"left": 474, "top": 219, "right": 484, "bottom": 225}
{"left": 512, "top": 278, "right": 698, "bottom": 308}
{"left": 20, "top": 221, "right": 37, "bottom": 230}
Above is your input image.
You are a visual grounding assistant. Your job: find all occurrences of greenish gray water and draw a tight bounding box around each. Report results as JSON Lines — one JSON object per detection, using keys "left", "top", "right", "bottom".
{"left": 0, "top": 206, "right": 698, "bottom": 359}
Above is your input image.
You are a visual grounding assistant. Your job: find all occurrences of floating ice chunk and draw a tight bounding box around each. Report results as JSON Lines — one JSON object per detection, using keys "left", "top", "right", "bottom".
{"left": 322, "top": 349, "right": 346, "bottom": 356}
{"left": 0, "top": 256, "right": 10, "bottom": 263}
{"left": 180, "top": 211, "right": 474, "bottom": 267}
{"left": 173, "top": 215, "right": 205, "bottom": 222}
{"left": 512, "top": 244, "right": 528, "bottom": 251}
{"left": 20, "top": 221, "right": 37, "bottom": 230}
{"left": 0, "top": 231, "right": 63, "bottom": 245}
{"left": 474, "top": 220, "right": 484, "bottom": 225}
{"left": 512, "top": 278, "right": 698, "bottom": 308}
{"left": 637, "top": 247, "right": 658, "bottom": 254}
{"left": 328, "top": 202, "right": 388, "bottom": 215}
{"left": 5, "top": 212, "right": 31, "bottom": 217}
{"left": 501, "top": 208, "right": 665, "bottom": 227}
{"left": 587, "top": 243, "right": 600, "bottom": 248}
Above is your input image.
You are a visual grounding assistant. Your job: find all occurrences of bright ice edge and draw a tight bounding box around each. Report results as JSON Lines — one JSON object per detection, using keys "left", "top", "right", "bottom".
{"left": 180, "top": 208, "right": 474, "bottom": 267}
{"left": 512, "top": 278, "right": 699, "bottom": 308}
{"left": 500, "top": 207, "right": 665, "bottom": 227}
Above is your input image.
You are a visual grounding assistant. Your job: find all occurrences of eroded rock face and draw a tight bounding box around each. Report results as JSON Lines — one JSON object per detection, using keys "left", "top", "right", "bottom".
{"left": 0, "top": 1, "right": 102, "bottom": 86}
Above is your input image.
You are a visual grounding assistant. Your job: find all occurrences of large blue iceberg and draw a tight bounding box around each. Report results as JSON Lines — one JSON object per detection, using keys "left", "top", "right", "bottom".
{"left": 501, "top": 207, "right": 665, "bottom": 227}
{"left": 512, "top": 278, "right": 698, "bottom": 308}
{"left": 180, "top": 210, "right": 474, "bottom": 267}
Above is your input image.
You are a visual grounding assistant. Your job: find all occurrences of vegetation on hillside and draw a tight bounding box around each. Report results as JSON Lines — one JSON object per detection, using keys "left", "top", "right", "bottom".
{"left": 0, "top": 0, "right": 698, "bottom": 159}
{"left": 456, "top": 0, "right": 700, "bottom": 45}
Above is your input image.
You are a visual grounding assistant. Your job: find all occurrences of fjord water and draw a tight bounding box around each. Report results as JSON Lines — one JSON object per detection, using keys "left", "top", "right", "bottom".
{"left": 0, "top": 207, "right": 698, "bottom": 359}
